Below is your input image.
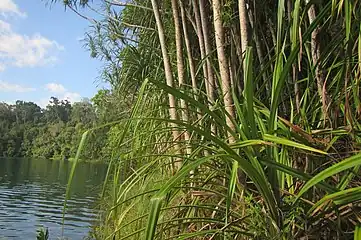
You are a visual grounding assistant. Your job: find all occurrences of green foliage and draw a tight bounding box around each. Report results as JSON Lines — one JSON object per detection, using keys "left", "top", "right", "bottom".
{"left": 48, "top": 0, "right": 361, "bottom": 239}
{"left": 0, "top": 97, "right": 107, "bottom": 161}
{"left": 36, "top": 227, "right": 49, "bottom": 240}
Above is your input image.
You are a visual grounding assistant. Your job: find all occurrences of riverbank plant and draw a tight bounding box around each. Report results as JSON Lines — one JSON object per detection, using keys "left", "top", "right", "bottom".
{"left": 56, "top": 0, "right": 361, "bottom": 239}
{"left": 36, "top": 227, "right": 49, "bottom": 240}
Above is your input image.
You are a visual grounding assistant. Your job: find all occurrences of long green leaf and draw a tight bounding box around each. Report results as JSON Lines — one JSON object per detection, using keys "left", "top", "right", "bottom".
{"left": 146, "top": 117, "right": 278, "bottom": 220}
{"left": 148, "top": 78, "right": 234, "bottom": 138}
{"left": 226, "top": 161, "right": 238, "bottom": 225}
{"left": 296, "top": 153, "right": 361, "bottom": 200}
{"left": 145, "top": 154, "right": 221, "bottom": 240}
{"left": 243, "top": 47, "right": 257, "bottom": 139}
{"left": 263, "top": 134, "right": 327, "bottom": 155}
{"left": 62, "top": 130, "right": 89, "bottom": 234}
{"left": 308, "top": 186, "right": 361, "bottom": 216}
{"left": 261, "top": 159, "right": 337, "bottom": 193}
{"left": 355, "top": 225, "right": 361, "bottom": 240}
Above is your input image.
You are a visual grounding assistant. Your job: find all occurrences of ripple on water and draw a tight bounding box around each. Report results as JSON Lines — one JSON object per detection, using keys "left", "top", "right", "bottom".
{"left": 0, "top": 158, "right": 106, "bottom": 239}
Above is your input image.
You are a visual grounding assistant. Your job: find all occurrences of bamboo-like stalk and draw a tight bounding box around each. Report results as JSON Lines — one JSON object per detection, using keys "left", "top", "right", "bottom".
{"left": 192, "top": 0, "right": 217, "bottom": 143}
{"left": 247, "top": 6, "right": 268, "bottom": 87}
{"left": 238, "top": 0, "right": 249, "bottom": 55}
{"left": 198, "top": 0, "right": 217, "bottom": 136}
{"left": 231, "top": 24, "right": 242, "bottom": 63}
{"left": 179, "top": 0, "right": 202, "bottom": 121}
{"left": 230, "top": 25, "right": 244, "bottom": 93}
{"left": 213, "top": 0, "right": 236, "bottom": 142}
{"left": 287, "top": 0, "right": 301, "bottom": 112}
{"left": 171, "top": 0, "right": 192, "bottom": 156}
{"left": 150, "top": 0, "right": 182, "bottom": 169}
{"left": 199, "top": 0, "right": 215, "bottom": 103}
{"left": 306, "top": 0, "right": 329, "bottom": 123}
{"left": 192, "top": 0, "right": 210, "bottom": 99}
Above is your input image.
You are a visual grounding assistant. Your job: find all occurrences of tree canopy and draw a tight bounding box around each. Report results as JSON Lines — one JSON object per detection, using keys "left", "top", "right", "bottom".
{"left": 0, "top": 97, "right": 108, "bottom": 160}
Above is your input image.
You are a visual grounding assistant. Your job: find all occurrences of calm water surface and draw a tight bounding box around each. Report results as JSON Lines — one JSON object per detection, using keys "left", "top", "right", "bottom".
{"left": 0, "top": 158, "right": 107, "bottom": 239}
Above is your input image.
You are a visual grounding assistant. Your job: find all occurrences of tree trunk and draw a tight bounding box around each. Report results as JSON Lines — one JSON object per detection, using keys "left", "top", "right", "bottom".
{"left": 213, "top": 0, "right": 236, "bottom": 142}
{"left": 306, "top": 0, "right": 329, "bottom": 123}
{"left": 247, "top": 5, "right": 268, "bottom": 89}
{"left": 150, "top": 0, "right": 181, "bottom": 169}
{"left": 179, "top": 0, "right": 202, "bottom": 121}
{"left": 171, "top": 0, "right": 192, "bottom": 156}
{"left": 198, "top": 0, "right": 217, "bottom": 135}
{"left": 238, "top": 0, "right": 249, "bottom": 55}
{"left": 192, "top": 0, "right": 210, "bottom": 100}
{"left": 288, "top": 0, "right": 301, "bottom": 113}
{"left": 199, "top": 0, "right": 215, "bottom": 103}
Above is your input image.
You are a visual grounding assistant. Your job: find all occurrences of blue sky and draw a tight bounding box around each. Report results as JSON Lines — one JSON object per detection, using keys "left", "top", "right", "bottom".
{"left": 0, "top": 0, "right": 106, "bottom": 107}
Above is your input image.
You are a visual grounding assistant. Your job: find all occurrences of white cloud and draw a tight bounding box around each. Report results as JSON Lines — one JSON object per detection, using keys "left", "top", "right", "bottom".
{"left": 0, "top": 63, "right": 5, "bottom": 72}
{"left": 0, "top": 80, "right": 35, "bottom": 92}
{"left": 44, "top": 82, "right": 82, "bottom": 104}
{"left": 45, "top": 83, "right": 66, "bottom": 93}
{"left": 0, "top": 0, "right": 26, "bottom": 17}
{"left": 63, "top": 91, "right": 82, "bottom": 103}
{"left": 0, "top": 19, "right": 64, "bottom": 71}
{"left": 38, "top": 98, "right": 50, "bottom": 108}
{"left": 0, "top": 20, "right": 11, "bottom": 32}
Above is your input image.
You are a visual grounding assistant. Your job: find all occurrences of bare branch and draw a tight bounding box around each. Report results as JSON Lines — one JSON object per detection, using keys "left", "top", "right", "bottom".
{"left": 87, "top": 3, "right": 155, "bottom": 31}
{"left": 120, "top": 22, "right": 155, "bottom": 31}
{"left": 67, "top": 4, "right": 97, "bottom": 24}
{"left": 105, "top": 0, "right": 153, "bottom": 11}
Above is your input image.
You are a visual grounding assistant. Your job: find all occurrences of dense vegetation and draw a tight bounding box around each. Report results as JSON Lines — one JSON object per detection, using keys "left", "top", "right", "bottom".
{"left": 0, "top": 96, "right": 109, "bottom": 160}
{"left": 40, "top": 0, "right": 361, "bottom": 239}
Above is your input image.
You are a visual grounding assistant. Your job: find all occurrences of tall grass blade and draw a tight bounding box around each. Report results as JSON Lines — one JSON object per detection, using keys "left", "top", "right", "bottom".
{"left": 354, "top": 225, "right": 361, "bottom": 240}
{"left": 308, "top": 186, "right": 361, "bottom": 216}
{"left": 263, "top": 134, "right": 327, "bottom": 155}
{"left": 243, "top": 47, "right": 257, "bottom": 139}
{"left": 62, "top": 130, "right": 89, "bottom": 235}
{"left": 145, "top": 197, "right": 163, "bottom": 240}
{"left": 101, "top": 78, "right": 149, "bottom": 198}
{"left": 226, "top": 161, "right": 238, "bottom": 224}
{"left": 296, "top": 153, "right": 361, "bottom": 201}
{"left": 145, "top": 155, "right": 221, "bottom": 240}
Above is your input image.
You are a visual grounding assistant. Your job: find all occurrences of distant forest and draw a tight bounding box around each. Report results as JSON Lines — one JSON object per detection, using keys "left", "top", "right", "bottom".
{"left": 0, "top": 90, "right": 115, "bottom": 160}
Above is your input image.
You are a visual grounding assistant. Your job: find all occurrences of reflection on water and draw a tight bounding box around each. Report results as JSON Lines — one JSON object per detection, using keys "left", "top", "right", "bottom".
{"left": 0, "top": 158, "right": 107, "bottom": 239}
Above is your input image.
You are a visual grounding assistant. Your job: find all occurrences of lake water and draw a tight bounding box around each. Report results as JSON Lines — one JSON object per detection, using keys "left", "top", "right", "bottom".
{"left": 0, "top": 158, "right": 107, "bottom": 240}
